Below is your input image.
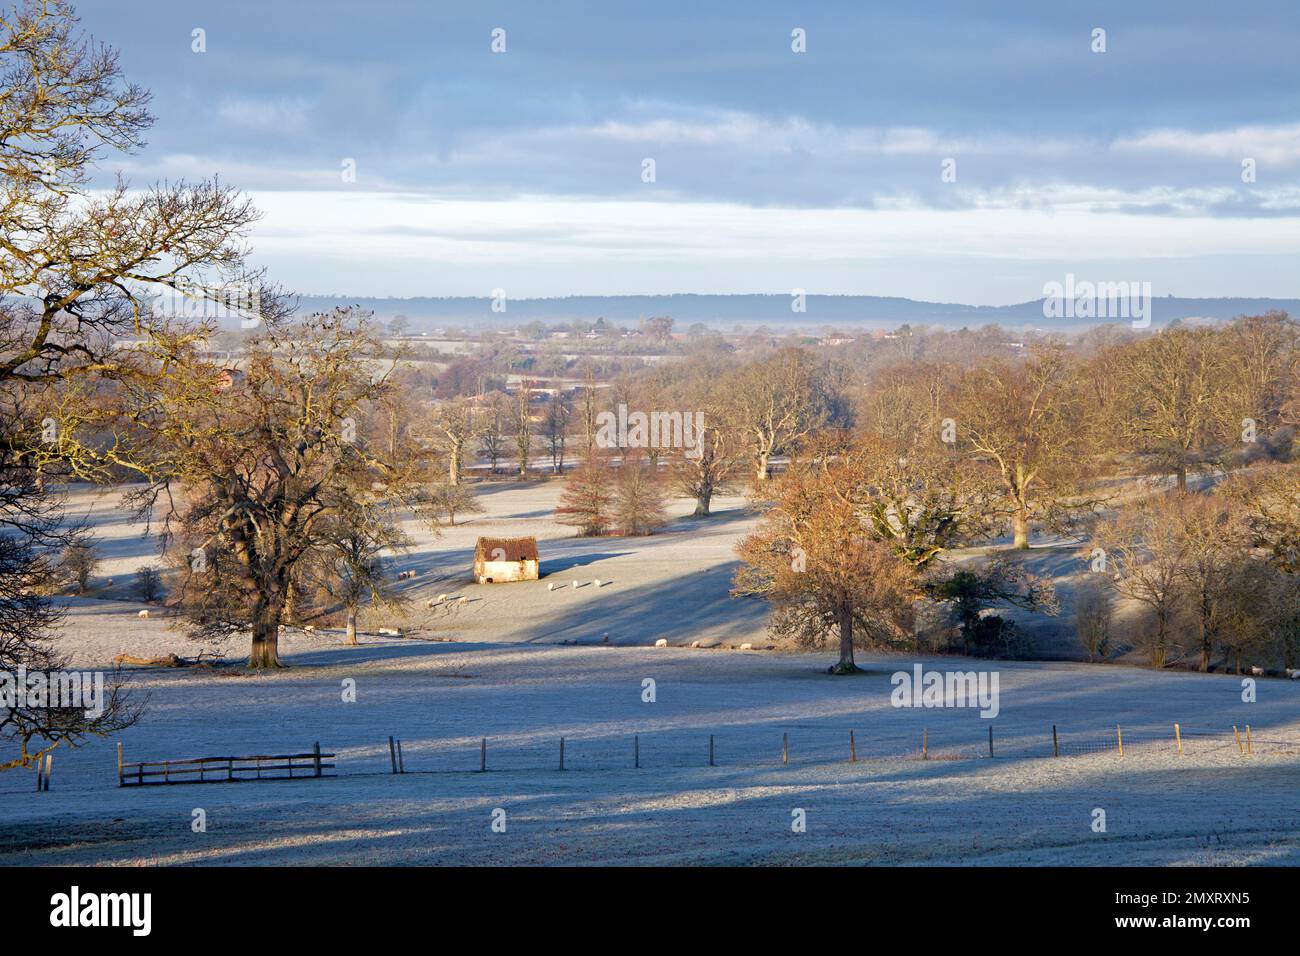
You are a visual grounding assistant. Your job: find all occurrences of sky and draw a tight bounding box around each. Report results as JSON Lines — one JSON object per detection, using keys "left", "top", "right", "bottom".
{"left": 76, "top": 0, "right": 1300, "bottom": 304}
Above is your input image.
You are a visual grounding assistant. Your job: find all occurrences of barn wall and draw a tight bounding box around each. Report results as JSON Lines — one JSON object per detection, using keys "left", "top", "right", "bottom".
{"left": 476, "top": 560, "right": 539, "bottom": 584}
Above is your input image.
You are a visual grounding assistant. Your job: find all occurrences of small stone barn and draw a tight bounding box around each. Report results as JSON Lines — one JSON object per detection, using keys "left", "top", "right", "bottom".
{"left": 473, "top": 536, "right": 540, "bottom": 584}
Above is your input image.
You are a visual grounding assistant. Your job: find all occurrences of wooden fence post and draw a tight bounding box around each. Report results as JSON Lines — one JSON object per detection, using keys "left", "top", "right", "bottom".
{"left": 35, "top": 755, "right": 44, "bottom": 792}
{"left": 782, "top": 732, "right": 788, "bottom": 765}
{"left": 1246, "top": 725, "right": 1253, "bottom": 755}
{"left": 1052, "top": 724, "right": 1059, "bottom": 758}
{"left": 988, "top": 724, "right": 994, "bottom": 758}
{"left": 1116, "top": 724, "right": 1123, "bottom": 759}
{"left": 634, "top": 735, "right": 639, "bottom": 769}
{"left": 480, "top": 738, "right": 487, "bottom": 772}
{"left": 709, "top": 735, "right": 715, "bottom": 767}
{"left": 559, "top": 737, "right": 566, "bottom": 771}
{"left": 850, "top": 730, "right": 857, "bottom": 762}
{"left": 396, "top": 739, "right": 405, "bottom": 774}
{"left": 1233, "top": 725, "right": 1243, "bottom": 755}
{"left": 313, "top": 741, "right": 322, "bottom": 778}
{"left": 44, "top": 753, "right": 53, "bottom": 791}
{"left": 922, "top": 728, "right": 928, "bottom": 760}
{"left": 388, "top": 736, "right": 397, "bottom": 774}
{"left": 1174, "top": 723, "right": 1183, "bottom": 756}
{"left": 117, "top": 741, "right": 124, "bottom": 788}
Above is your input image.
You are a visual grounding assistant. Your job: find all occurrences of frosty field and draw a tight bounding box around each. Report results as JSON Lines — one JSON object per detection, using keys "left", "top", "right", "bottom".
{"left": 3, "top": 481, "right": 1299, "bottom": 867}
{"left": 3, "top": 642, "right": 1300, "bottom": 866}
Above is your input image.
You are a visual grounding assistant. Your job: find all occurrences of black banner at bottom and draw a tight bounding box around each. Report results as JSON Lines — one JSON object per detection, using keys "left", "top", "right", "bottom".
{"left": 12, "top": 865, "right": 1282, "bottom": 942}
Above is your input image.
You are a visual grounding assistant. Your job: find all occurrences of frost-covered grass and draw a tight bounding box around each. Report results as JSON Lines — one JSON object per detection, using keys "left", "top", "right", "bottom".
{"left": 4, "top": 481, "right": 1298, "bottom": 866}
{"left": 2, "top": 642, "right": 1298, "bottom": 866}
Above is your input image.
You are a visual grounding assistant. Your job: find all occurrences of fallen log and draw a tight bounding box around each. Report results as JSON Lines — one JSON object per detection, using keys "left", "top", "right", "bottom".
{"left": 113, "top": 653, "right": 186, "bottom": 668}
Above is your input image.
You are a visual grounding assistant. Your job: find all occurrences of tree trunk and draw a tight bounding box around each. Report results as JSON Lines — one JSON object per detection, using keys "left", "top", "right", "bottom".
{"left": 1151, "top": 614, "right": 1169, "bottom": 668}
{"left": 1199, "top": 606, "right": 1212, "bottom": 672}
{"left": 448, "top": 444, "right": 461, "bottom": 486}
{"left": 693, "top": 490, "right": 712, "bottom": 517}
{"left": 1175, "top": 462, "right": 1187, "bottom": 493}
{"left": 1012, "top": 508, "right": 1030, "bottom": 549}
{"left": 249, "top": 618, "right": 282, "bottom": 669}
{"left": 248, "top": 590, "right": 285, "bottom": 668}
{"left": 755, "top": 452, "right": 770, "bottom": 483}
{"left": 283, "top": 579, "right": 299, "bottom": 625}
{"left": 828, "top": 604, "right": 859, "bottom": 674}
{"left": 346, "top": 608, "right": 358, "bottom": 646}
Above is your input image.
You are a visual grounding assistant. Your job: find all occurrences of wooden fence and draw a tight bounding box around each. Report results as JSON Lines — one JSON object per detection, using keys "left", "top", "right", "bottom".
{"left": 117, "top": 741, "right": 334, "bottom": 787}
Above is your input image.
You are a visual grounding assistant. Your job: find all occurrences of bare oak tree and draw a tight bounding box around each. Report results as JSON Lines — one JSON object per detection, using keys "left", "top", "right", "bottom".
{"left": 122, "top": 309, "right": 431, "bottom": 668}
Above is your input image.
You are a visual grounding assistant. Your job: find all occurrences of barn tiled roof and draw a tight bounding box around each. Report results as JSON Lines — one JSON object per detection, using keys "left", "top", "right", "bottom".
{"left": 474, "top": 536, "right": 539, "bottom": 562}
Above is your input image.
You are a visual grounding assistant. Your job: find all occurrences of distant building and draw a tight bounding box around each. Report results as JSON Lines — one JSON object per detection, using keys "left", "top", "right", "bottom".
{"left": 213, "top": 368, "right": 245, "bottom": 391}
{"left": 473, "top": 536, "right": 540, "bottom": 584}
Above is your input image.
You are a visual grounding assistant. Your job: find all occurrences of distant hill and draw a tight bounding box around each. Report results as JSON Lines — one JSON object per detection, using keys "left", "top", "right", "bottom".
{"left": 291, "top": 293, "right": 1300, "bottom": 332}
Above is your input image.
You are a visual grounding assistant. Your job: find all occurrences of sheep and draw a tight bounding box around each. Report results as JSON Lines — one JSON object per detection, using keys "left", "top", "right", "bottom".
{"left": 739, "top": 642, "right": 754, "bottom": 651}
{"left": 547, "top": 582, "right": 555, "bottom": 591}
{"left": 436, "top": 593, "right": 448, "bottom": 602}
{"left": 1286, "top": 668, "right": 1300, "bottom": 680}
{"left": 690, "top": 640, "right": 701, "bottom": 648}
{"left": 137, "top": 609, "right": 150, "bottom": 619}
{"left": 1250, "top": 665, "right": 1265, "bottom": 676}
{"left": 654, "top": 638, "right": 668, "bottom": 647}
{"left": 593, "top": 579, "right": 602, "bottom": 588}
{"left": 303, "top": 625, "right": 315, "bottom": 633}
{"left": 572, "top": 580, "right": 579, "bottom": 590}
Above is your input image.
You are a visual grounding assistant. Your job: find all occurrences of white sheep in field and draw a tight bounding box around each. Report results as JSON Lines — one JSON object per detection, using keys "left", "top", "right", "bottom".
{"left": 303, "top": 625, "right": 315, "bottom": 633}
{"left": 436, "top": 593, "right": 448, "bottom": 603}
{"left": 654, "top": 638, "right": 668, "bottom": 647}
{"left": 137, "top": 609, "right": 150, "bottom": 619}
{"left": 1250, "top": 665, "right": 1265, "bottom": 676}
{"left": 1286, "top": 668, "right": 1300, "bottom": 680}
{"left": 458, "top": 595, "right": 469, "bottom": 604}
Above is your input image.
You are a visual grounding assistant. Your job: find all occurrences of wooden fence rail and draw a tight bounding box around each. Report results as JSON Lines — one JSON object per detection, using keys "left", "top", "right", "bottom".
{"left": 118, "top": 741, "right": 335, "bottom": 787}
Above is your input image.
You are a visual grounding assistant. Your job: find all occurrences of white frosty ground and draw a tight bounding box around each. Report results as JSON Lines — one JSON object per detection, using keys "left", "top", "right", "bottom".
{"left": 46, "top": 481, "right": 769, "bottom": 663}
{"left": 2, "top": 481, "right": 1298, "bottom": 865}
{"left": 2, "top": 643, "right": 1299, "bottom": 866}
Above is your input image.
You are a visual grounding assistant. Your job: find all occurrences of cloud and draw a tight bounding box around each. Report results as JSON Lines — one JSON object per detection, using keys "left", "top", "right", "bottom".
{"left": 1113, "top": 123, "right": 1300, "bottom": 165}
{"left": 216, "top": 96, "right": 312, "bottom": 133}
{"left": 117, "top": 100, "right": 1300, "bottom": 218}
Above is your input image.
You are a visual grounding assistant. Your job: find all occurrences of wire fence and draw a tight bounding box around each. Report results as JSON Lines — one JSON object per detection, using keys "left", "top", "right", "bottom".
{"left": 44, "top": 721, "right": 1292, "bottom": 795}
{"left": 366, "top": 721, "right": 1300, "bottom": 776}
